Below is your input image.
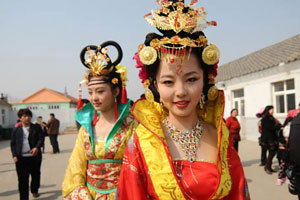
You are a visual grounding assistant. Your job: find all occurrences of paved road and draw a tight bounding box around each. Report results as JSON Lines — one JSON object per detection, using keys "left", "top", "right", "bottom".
{"left": 0, "top": 134, "right": 297, "bottom": 200}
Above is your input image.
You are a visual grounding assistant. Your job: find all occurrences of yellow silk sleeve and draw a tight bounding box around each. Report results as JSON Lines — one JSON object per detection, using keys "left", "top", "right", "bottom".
{"left": 114, "top": 119, "right": 138, "bottom": 159}
{"left": 62, "top": 127, "right": 88, "bottom": 197}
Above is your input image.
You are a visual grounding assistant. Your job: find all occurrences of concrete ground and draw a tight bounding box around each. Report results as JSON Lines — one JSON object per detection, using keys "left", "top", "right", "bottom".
{"left": 0, "top": 134, "right": 297, "bottom": 200}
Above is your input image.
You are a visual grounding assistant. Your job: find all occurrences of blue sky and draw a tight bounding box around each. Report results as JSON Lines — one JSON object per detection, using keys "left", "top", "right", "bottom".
{"left": 1, "top": 0, "right": 300, "bottom": 101}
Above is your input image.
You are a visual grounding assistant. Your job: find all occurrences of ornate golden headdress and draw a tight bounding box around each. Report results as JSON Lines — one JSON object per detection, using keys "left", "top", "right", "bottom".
{"left": 77, "top": 41, "right": 128, "bottom": 110}
{"left": 133, "top": 0, "right": 221, "bottom": 104}
{"left": 138, "top": 0, "right": 220, "bottom": 66}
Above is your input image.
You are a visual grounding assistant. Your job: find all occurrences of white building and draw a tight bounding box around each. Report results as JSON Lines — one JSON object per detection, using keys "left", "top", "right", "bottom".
{"left": 0, "top": 93, "right": 15, "bottom": 128}
{"left": 217, "top": 34, "right": 300, "bottom": 141}
{"left": 9, "top": 88, "right": 78, "bottom": 133}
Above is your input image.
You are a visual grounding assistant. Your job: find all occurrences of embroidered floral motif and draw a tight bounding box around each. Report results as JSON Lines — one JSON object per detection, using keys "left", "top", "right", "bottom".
{"left": 64, "top": 186, "right": 92, "bottom": 200}
{"left": 87, "top": 162, "right": 122, "bottom": 191}
{"left": 80, "top": 114, "right": 134, "bottom": 198}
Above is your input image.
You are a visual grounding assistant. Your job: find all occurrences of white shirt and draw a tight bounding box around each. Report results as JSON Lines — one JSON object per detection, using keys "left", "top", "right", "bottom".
{"left": 22, "top": 126, "right": 32, "bottom": 157}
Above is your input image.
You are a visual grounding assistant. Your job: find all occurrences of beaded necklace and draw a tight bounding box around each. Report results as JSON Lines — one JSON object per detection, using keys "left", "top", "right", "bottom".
{"left": 162, "top": 117, "right": 203, "bottom": 162}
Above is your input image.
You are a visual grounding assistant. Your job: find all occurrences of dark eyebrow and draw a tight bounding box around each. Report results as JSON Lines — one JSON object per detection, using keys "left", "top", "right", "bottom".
{"left": 160, "top": 74, "right": 174, "bottom": 79}
{"left": 183, "top": 71, "right": 199, "bottom": 77}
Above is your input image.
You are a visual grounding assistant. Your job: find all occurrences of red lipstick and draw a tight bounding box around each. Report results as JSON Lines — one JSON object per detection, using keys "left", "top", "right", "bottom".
{"left": 174, "top": 101, "right": 189, "bottom": 109}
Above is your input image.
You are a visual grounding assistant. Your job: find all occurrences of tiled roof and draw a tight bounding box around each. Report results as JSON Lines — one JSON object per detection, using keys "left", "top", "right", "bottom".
{"left": 217, "top": 34, "right": 300, "bottom": 81}
{"left": 10, "top": 88, "right": 77, "bottom": 104}
{"left": 0, "top": 100, "right": 11, "bottom": 107}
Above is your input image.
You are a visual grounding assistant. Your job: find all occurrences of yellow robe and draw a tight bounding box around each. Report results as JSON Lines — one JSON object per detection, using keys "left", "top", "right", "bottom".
{"left": 62, "top": 101, "right": 136, "bottom": 199}
{"left": 62, "top": 126, "right": 134, "bottom": 199}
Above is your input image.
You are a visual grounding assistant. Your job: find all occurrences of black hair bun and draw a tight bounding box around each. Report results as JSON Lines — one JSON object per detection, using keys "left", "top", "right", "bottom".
{"left": 145, "top": 33, "right": 163, "bottom": 46}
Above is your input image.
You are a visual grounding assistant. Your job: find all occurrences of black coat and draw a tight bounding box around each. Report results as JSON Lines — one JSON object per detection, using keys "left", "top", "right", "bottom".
{"left": 261, "top": 115, "right": 281, "bottom": 143}
{"left": 289, "top": 113, "right": 300, "bottom": 169}
{"left": 10, "top": 123, "right": 44, "bottom": 158}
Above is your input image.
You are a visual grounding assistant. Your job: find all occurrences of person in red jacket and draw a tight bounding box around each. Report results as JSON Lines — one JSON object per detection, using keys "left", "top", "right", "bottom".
{"left": 226, "top": 109, "right": 241, "bottom": 152}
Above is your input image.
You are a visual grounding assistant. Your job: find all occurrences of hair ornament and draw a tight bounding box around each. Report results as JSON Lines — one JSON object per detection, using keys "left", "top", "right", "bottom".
{"left": 139, "top": 46, "right": 158, "bottom": 65}
{"left": 80, "top": 41, "right": 123, "bottom": 78}
{"left": 78, "top": 41, "right": 128, "bottom": 104}
{"left": 112, "top": 78, "right": 119, "bottom": 84}
{"left": 115, "top": 64, "right": 128, "bottom": 103}
{"left": 202, "top": 44, "right": 220, "bottom": 65}
{"left": 139, "top": 0, "right": 219, "bottom": 66}
{"left": 115, "top": 64, "right": 128, "bottom": 83}
{"left": 133, "top": 52, "right": 148, "bottom": 83}
{"left": 145, "top": 0, "right": 216, "bottom": 34}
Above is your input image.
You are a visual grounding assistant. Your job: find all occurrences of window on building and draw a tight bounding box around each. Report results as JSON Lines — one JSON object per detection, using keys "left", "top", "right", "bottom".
{"left": 232, "top": 89, "right": 245, "bottom": 116}
{"left": 273, "top": 79, "right": 296, "bottom": 114}
{"left": 1, "top": 109, "right": 5, "bottom": 125}
{"left": 48, "top": 105, "right": 60, "bottom": 109}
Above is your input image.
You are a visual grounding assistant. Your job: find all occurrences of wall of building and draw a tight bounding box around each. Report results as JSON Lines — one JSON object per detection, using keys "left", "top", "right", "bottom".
{"left": 29, "top": 108, "right": 77, "bottom": 132}
{"left": 0, "top": 105, "right": 14, "bottom": 128}
{"left": 218, "top": 60, "right": 300, "bottom": 141}
{"left": 12, "top": 102, "right": 74, "bottom": 111}
{"left": 10, "top": 102, "right": 77, "bottom": 131}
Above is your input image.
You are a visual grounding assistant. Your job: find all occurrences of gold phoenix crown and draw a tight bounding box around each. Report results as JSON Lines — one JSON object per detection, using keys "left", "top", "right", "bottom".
{"left": 139, "top": 0, "right": 220, "bottom": 66}
{"left": 84, "top": 46, "right": 113, "bottom": 77}
{"left": 144, "top": 0, "right": 216, "bottom": 34}
{"left": 80, "top": 42, "right": 127, "bottom": 87}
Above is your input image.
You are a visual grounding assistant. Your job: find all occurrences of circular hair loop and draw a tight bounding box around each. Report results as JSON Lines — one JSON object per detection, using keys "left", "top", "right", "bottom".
{"left": 99, "top": 41, "right": 123, "bottom": 67}
{"left": 80, "top": 45, "right": 99, "bottom": 68}
{"left": 80, "top": 41, "right": 123, "bottom": 69}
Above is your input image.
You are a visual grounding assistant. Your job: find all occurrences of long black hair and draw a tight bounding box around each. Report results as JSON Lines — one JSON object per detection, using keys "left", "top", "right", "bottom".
{"left": 262, "top": 105, "right": 274, "bottom": 118}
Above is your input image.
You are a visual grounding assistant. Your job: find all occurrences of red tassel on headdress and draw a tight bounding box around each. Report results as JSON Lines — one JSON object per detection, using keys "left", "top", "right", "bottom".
{"left": 77, "top": 84, "right": 83, "bottom": 110}
{"left": 114, "top": 100, "right": 118, "bottom": 122}
{"left": 121, "top": 86, "right": 127, "bottom": 104}
{"left": 92, "top": 110, "right": 98, "bottom": 126}
{"left": 77, "top": 95, "right": 83, "bottom": 110}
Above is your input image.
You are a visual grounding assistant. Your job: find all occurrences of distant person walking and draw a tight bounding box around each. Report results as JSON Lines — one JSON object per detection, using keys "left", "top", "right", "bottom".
{"left": 261, "top": 105, "right": 281, "bottom": 174}
{"left": 276, "top": 115, "right": 293, "bottom": 185}
{"left": 35, "top": 116, "right": 48, "bottom": 153}
{"left": 47, "top": 113, "right": 60, "bottom": 154}
{"left": 226, "top": 108, "right": 241, "bottom": 152}
{"left": 256, "top": 107, "right": 266, "bottom": 166}
{"left": 10, "top": 108, "right": 44, "bottom": 200}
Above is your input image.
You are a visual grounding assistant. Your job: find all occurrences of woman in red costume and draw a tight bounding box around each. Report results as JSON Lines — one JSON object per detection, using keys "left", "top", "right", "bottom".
{"left": 226, "top": 109, "right": 241, "bottom": 152}
{"left": 117, "top": 0, "right": 250, "bottom": 199}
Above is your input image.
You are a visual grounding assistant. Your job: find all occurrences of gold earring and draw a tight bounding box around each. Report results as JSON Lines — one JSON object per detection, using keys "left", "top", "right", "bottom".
{"left": 199, "top": 94, "right": 205, "bottom": 109}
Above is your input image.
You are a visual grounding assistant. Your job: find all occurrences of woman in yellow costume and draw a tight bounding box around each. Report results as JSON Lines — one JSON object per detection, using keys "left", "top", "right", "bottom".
{"left": 117, "top": 1, "right": 250, "bottom": 199}
{"left": 62, "top": 41, "right": 135, "bottom": 199}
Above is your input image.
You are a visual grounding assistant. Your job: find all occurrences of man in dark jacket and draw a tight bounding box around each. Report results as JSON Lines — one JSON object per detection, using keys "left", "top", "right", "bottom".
{"left": 288, "top": 112, "right": 300, "bottom": 199}
{"left": 10, "top": 108, "right": 44, "bottom": 200}
{"left": 47, "top": 113, "right": 60, "bottom": 154}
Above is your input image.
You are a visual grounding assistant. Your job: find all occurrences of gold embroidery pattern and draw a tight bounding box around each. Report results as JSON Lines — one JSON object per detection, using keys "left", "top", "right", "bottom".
{"left": 136, "top": 124, "right": 185, "bottom": 200}
{"left": 133, "top": 90, "right": 232, "bottom": 199}
{"left": 200, "top": 91, "right": 232, "bottom": 199}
